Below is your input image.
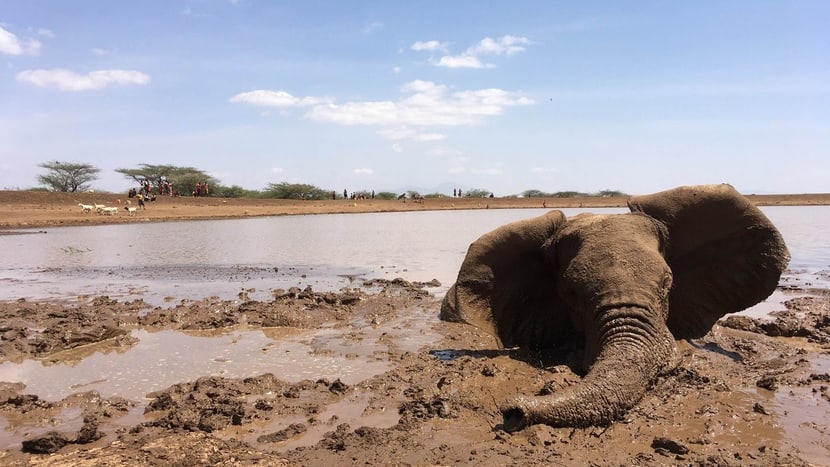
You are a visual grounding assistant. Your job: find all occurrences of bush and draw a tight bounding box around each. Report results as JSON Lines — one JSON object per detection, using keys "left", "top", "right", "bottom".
{"left": 263, "top": 182, "right": 330, "bottom": 200}
{"left": 213, "top": 185, "right": 262, "bottom": 198}
{"left": 463, "top": 189, "right": 492, "bottom": 198}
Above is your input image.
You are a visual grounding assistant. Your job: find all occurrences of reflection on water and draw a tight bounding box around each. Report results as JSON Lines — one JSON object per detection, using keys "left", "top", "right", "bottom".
{"left": 0, "top": 303, "right": 438, "bottom": 402}
{"left": 757, "top": 355, "right": 830, "bottom": 465}
{"left": 0, "top": 208, "right": 627, "bottom": 304}
{"left": 1, "top": 207, "right": 827, "bottom": 305}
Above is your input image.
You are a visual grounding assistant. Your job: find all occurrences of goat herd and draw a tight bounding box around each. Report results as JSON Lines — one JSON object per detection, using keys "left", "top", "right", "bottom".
{"left": 77, "top": 202, "right": 139, "bottom": 217}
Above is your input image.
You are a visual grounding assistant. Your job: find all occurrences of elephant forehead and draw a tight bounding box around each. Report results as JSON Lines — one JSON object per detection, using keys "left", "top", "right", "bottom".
{"left": 559, "top": 213, "right": 662, "bottom": 246}
{"left": 556, "top": 213, "right": 669, "bottom": 287}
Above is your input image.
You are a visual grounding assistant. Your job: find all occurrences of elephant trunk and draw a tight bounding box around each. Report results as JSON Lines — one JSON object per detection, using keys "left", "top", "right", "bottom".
{"left": 500, "top": 305, "right": 676, "bottom": 431}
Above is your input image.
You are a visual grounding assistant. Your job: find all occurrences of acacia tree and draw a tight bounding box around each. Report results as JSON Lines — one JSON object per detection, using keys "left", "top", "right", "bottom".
{"left": 37, "top": 161, "right": 101, "bottom": 192}
{"left": 116, "top": 164, "right": 217, "bottom": 195}
{"left": 463, "top": 188, "right": 492, "bottom": 198}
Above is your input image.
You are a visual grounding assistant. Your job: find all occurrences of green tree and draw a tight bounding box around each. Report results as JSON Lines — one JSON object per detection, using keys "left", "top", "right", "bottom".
{"left": 463, "top": 188, "right": 492, "bottom": 198}
{"left": 212, "top": 185, "right": 261, "bottom": 198}
{"left": 263, "top": 182, "right": 330, "bottom": 200}
{"left": 522, "top": 189, "right": 553, "bottom": 198}
{"left": 37, "top": 161, "right": 101, "bottom": 192}
{"left": 552, "top": 191, "right": 584, "bottom": 198}
{"left": 374, "top": 191, "right": 398, "bottom": 200}
{"left": 116, "top": 164, "right": 217, "bottom": 195}
{"left": 597, "top": 189, "right": 628, "bottom": 197}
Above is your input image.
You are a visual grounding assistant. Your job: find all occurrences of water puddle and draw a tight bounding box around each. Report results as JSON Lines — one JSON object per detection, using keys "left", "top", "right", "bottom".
{"left": 737, "top": 289, "right": 807, "bottom": 319}
{"left": 0, "top": 326, "right": 397, "bottom": 402}
{"left": 748, "top": 355, "right": 830, "bottom": 465}
{"left": 0, "top": 302, "right": 440, "bottom": 450}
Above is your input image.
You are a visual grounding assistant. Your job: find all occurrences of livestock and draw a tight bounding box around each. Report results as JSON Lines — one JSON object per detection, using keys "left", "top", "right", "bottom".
{"left": 77, "top": 203, "right": 94, "bottom": 213}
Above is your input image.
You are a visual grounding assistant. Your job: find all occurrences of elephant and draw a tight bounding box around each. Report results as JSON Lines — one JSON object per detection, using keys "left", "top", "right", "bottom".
{"left": 440, "top": 184, "right": 790, "bottom": 431}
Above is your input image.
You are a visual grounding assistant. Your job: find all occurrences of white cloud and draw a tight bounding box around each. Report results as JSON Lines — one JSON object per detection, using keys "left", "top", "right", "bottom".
{"left": 437, "top": 55, "right": 488, "bottom": 69}
{"left": 271, "top": 167, "right": 283, "bottom": 174}
{"left": 377, "top": 126, "right": 446, "bottom": 142}
{"left": 0, "top": 26, "right": 41, "bottom": 56}
{"left": 411, "top": 40, "right": 448, "bottom": 52}
{"left": 470, "top": 35, "right": 529, "bottom": 56}
{"left": 37, "top": 28, "right": 55, "bottom": 39}
{"left": 391, "top": 143, "right": 403, "bottom": 153}
{"left": 229, "top": 90, "right": 330, "bottom": 107}
{"left": 305, "top": 80, "right": 533, "bottom": 126}
{"left": 392, "top": 66, "right": 401, "bottom": 74}
{"left": 353, "top": 168, "right": 374, "bottom": 175}
{"left": 426, "top": 34, "right": 530, "bottom": 69}
{"left": 91, "top": 48, "right": 112, "bottom": 56}
{"left": 231, "top": 81, "right": 533, "bottom": 145}
{"left": 448, "top": 167, "right": 466, "bottom": 174}
{"left": 16, "top": 68, "right": 151, "bottom": 91}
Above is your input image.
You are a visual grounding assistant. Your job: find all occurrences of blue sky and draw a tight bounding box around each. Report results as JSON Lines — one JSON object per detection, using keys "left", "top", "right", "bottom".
{"left": 1, "top": 1, "right": 828, "bottom": 195}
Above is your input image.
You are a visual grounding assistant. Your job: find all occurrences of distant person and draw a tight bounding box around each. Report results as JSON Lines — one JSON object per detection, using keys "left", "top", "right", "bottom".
{"left": 203, "top": 181, "right": 209, "bottom": 196}
{"left": 137, "top": 193, "right": 146, "bottom": 210}
{"left": 343, "top": 189, "right": 348, "bottom": 199}
{"left": 195, "top": 181, "right": 201, "bottom": 197}
{"left": 453, "top": 188, "right": 457, "bottom": 197}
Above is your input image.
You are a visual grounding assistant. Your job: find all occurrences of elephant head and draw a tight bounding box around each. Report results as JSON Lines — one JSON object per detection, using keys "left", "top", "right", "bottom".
{"left": 440, "top": 184, "right": 790, "bottom": 431}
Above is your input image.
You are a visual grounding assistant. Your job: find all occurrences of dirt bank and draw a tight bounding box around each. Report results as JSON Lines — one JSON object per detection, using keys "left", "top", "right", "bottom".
{"left": 0, "top": 278, "right": 828, "bottom": 465}
{"left": 2, "top": 190, "right": 829, "bottom": 230}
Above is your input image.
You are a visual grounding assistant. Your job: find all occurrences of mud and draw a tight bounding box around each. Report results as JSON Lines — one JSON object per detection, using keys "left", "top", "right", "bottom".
{"left": 0, "top": 281, "right": 828, "bottom": 465}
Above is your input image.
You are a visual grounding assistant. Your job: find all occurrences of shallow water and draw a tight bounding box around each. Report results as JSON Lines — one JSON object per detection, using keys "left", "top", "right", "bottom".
{"left": 0, "top": 206, "right": 828, "bottom": 453}
{"left": 0, "top": 302, "right": 438, "bottom": 403}
{"left": 2, "top": 206, "right": 826, "bottom": 304}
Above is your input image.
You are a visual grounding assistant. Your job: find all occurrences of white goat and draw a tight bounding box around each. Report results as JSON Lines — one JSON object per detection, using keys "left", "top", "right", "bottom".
{"left": 78, "top": 203, "right": 94, "bottom": 213}
{"left": 93, "top": 203, "right": 107, "bottom": 213}
{"left": 124, "top": 206, "right": 137, "bottom": 216}
{"left": 100, "top": 206, "right": 118, "bottom": 216}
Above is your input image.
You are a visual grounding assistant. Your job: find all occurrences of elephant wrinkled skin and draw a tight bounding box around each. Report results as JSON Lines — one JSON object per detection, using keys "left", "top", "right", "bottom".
{"left": 440, "top": 184, "right": 790, "bottom": 431}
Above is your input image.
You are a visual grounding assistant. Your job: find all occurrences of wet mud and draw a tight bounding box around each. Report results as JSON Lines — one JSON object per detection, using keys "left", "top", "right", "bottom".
{"left": 0, "top": 281, "right": 828, "bottom": 465}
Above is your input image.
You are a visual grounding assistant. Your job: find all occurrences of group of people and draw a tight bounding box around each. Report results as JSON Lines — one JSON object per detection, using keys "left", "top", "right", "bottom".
{"left": 193, "top": 181, "right": 209, "bottom": 197}
{"left": 339, "top": 189, "right": 375, "bottom": 200}
{"left": 452, "top": 188, "right": 463, "bottom": 197}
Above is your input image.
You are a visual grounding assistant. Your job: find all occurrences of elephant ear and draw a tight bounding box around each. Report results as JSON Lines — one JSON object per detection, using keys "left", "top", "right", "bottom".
{"left": 440, "top": 210, "right": 571, "bottom": 348}
{"left": 628, "top": 184, "right": 790, "bottom": 339}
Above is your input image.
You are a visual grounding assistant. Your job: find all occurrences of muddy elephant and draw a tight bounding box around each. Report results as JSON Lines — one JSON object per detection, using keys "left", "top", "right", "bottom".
{"left": 440, "top": 184, "right": 790, "bottom": 431}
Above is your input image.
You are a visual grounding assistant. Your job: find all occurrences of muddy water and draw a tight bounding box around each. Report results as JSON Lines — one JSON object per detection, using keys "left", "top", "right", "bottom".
{"left": 0, "top": 206, "right": 828, "bottom": 456}
{"left": 1, "top": 207, "right": 827, "bottom": 305}
{"left": 0, "top": 303, "right": 438, "bottom": 403}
